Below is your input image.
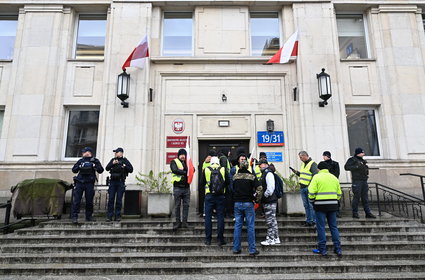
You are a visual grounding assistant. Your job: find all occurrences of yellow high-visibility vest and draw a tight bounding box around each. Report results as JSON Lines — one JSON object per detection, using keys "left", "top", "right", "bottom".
{"left": 308, "top": 169, "right": 342, "bottom": 202}
{"left": 299, "top": 160, "right": 315, "bottom": 186}
{"left": 171, "top": 159, "right": 184, "bottom": 183}
{"left": 204, "top": 163, "right": 226, "bottom": 194}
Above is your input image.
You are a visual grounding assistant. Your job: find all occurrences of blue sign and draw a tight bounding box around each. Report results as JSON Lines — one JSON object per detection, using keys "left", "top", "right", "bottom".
{"left": 257, "top": 131, "right": 285, "bottom": 147}
{"left": 265, "top": 152, "right": 283, "bottom": 162}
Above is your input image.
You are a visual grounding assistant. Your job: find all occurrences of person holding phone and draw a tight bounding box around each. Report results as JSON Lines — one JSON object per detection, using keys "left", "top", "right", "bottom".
{"left": 290, "top": 151, "right": 318, "bottom": 227}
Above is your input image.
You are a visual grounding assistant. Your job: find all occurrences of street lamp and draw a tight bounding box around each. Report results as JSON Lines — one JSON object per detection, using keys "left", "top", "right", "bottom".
{"left": 117, "top": 69, "right": 130, "bottom": 108}
{"left": 317, "top": 68, "right": 332, "bottom": 107}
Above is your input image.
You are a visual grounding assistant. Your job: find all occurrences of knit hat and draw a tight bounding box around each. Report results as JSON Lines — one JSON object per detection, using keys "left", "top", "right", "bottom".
{"left": 178, "top": 149, "right": 187, "bottom": 156}
{"left": 354, "top": 147, "right": 364, "bottom": 156}
{"left": 237, "top": 153, "right": 247, "bottom": 162}
{"left": 323, "top": 151, "right": 331, "bottom": 158}
{"left": 318, "top": 161, "right": 329, "bottom": 170}
{"left": 259, "top": 152, "right": 267, "bottom": 159}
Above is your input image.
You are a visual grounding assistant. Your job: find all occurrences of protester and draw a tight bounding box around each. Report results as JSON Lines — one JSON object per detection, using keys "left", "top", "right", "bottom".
{"left": 200, "top": 156, "right": 228, "bottom": 246}
{"left": 344, "top": 148, "right": 376, "bottom": 219}
{"left": 170, "top": 148, "right": 193, "bottom": 230}
{"left": 259, "top": 160, "right": 280, "bottom": 246}
{"left": 232, "top": 158, "right": 260, "bottom": 256}
{"left": 105, "top": 147, "right": 133, "bottom": 222}
{"left": 71, "top": 147, "right": 104, "bottom": 224}
{"left": 308, "top": 161, "right": 342, "bottom": 257}
{"left": 290, "top": 151, "right": 318, "bottom": 227}
{"left": 322, "top": 151, "right": 340, "bottom": 178}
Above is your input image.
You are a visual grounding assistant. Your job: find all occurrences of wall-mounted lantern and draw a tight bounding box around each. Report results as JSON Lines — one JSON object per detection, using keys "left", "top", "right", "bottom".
{"left": 117, "top": 69, "right": 130, "bottom": 108}
{"left": 317, "top": 68, "right": 332, "bottom": 107}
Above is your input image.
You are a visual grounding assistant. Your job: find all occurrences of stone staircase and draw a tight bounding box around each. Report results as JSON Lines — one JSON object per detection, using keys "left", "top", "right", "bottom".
{"left": 0, "top": 213, "right": 425, "bottom": 279}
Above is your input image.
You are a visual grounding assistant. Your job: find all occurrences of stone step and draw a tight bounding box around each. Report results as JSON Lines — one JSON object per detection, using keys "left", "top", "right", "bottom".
{"left": 1, "top": 250, "right": 425, "bottom": 264}
{"left": 1, "top": 260, "right": 425, "bottom": 275}
{"left": 14, "top": 224, "right": 425, "bottom": 236}
{"left": 2, "top": 241, "right": 425, "bottom": 254}
{"left": 7, "top": 272, "right": 425, "bottom": 280}
{"left": 2, "top": 232, "right": 425, "bottom": 244}
{"left": 35, "top": 218, "right": 422, "bottom": 229}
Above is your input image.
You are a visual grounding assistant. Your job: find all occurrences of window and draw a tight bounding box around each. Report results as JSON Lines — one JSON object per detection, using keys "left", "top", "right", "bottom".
{"left": 346, "top": 108, "right": 380, "bottom": 156}
{"left": 250, "top": 12, "right": 280, "bottom": 56}
{"left": 0, "top": 15, "right": 18, "bottom": 59}
{"left": 336, "top": 14, "right": 369, "bottom": 59}
{"left": 0, "top": 109, "right": 4, "bottom": 137}
{"left": 65, "top": 110, "right": 100, "bottom": 158}
{"left": 75, "top": 14, "right": 107, "bottom": 59}
{"left": 162, "top": 12, "right": 193, "bottom": 56}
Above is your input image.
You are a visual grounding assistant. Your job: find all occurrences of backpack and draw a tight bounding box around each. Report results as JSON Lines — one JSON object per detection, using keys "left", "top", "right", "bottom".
{"left": 208, "top": 167, "right": 225, "bottom": 195}
{"left": 273, "top": 173, "right": 284, "bottom": 199}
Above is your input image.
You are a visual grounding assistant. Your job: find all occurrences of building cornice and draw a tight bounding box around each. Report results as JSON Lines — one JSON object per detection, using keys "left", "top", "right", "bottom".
{"left": 371, "top": 5, "right": 421, "bottom": 14}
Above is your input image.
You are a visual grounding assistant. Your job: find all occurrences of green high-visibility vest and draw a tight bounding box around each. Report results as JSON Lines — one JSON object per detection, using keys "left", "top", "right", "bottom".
{"left": 171, "top": 159, "right": 184, "bottom": 183}
{"left": 299, "top": 160, "right": 315, "bottom": 186}
{"left": 205, "top": 163, "right": 225, "bottom": 194}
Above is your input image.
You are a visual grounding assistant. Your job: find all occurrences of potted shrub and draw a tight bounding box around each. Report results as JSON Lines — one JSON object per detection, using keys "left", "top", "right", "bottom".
{"left": 277, "top": 172, "right": 305, "bottom": 216}
{"left": 136, "top": 170, "right": 173, "bottom": 217}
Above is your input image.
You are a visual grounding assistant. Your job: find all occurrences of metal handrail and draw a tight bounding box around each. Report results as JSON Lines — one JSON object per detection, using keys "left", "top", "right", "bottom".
{"left": 341, "top": 181, "right": 425, "bottom": 223}
{"left": 400, "top": 173, "right": 425, "bottom": 202}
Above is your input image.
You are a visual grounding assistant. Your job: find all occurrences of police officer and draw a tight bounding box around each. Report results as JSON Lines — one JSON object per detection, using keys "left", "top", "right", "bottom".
{"left": 71, "top": 147, "right": 104, "bottom": 224}
{"left": 200, "top": 156, "right": 228, "bottom": 246}
{"left": 105, "top": 147, "right": 133, "bottom": 222}
{"left": 344, "top": 147, "right": 376, "bottom": 219}
{"left": 308, "top": 161, "right": 342, "bottom": 257}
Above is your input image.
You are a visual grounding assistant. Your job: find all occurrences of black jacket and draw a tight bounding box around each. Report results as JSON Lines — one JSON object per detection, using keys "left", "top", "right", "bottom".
{"left": 325, "top": 159, "right": 340, "bottom": 179}
{"left": 72, "top": 157, "right": 104, "bottom": 183}
{"left": 261, "top": 169, "right": 278, "bottom": 204}
{"left": 344, "top": 156, "right": 369, "bottom": 181}
{"left": 170, "top": 158, "right": 189, "bottom": 188}
{"left": 105, "top": 157, "right": 133, "bottom": 182}
{"left": 232, "top": 168, "right": 259, "bottom": 203}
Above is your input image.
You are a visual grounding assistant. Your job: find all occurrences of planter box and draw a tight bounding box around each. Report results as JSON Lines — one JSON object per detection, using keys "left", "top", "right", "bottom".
{"left": 147, "top": 193, "right": 173, "bottom": 217}
{"left": 282, "top": 192, "right": 305, "bottom": 216}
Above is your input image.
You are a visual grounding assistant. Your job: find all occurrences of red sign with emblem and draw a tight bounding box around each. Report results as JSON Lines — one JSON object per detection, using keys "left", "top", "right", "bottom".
{"left": 172, "top": 119, "right": 185, "bottom": 134}
{"left": 166, "top": 136, "right": 190, "bottom": 148}
{"left": 166, "top": 152, "right": 178, "bottom": 164}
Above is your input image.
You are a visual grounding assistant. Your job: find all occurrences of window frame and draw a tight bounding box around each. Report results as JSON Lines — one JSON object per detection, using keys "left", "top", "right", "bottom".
{"left": 345, "top": 106, "right": 383, "bottom": 159}
{"left": 161, "top": 11, "right": 194, "bottom": 57}
{"left": 336, "top": 13, "right": 372, "bottom": 60}
{"left": 0, "top": 14, "right": 19, "bottom": 60}
{"left": 249, "top": 11, "right": 282, "bottom": 57}
{"left": 62, "top": 107, "right": 101, "bottom": 161}
{"left": 72, "top": 13, "right": 107, "bottom": 60}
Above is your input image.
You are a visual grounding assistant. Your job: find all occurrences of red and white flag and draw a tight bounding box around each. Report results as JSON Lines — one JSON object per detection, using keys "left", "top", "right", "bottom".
{"left": 122, "top": 35, "right": 149, "bottom": 70}
{"left": 185, "top": 140, "right": 195, "bottom": 184}
{"left": 267, "top": 30, "right": 298, "bottom": 64}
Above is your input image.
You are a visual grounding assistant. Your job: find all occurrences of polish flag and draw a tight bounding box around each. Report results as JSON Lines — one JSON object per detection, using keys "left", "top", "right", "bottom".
{"left": 185, "top": 140, "right": 195, "bottom": 184}
{"left": 122, "top": 35, "right": 149, "bottom": 70}
{"left": 267, "top": 30, "right": 298, "bottom": 64}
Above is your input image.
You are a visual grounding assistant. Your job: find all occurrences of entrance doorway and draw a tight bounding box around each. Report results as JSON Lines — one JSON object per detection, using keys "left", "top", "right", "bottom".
{"left": 197, "top": 139, "right": 250, "bottom": 214}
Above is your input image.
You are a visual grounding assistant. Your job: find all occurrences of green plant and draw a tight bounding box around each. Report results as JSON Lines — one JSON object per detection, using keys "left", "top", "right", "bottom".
{"left": 135, "top": 170, "right": 172, "bottom": 193}
{"left": 276, "top": 172, "right": 300, "bottom": 192}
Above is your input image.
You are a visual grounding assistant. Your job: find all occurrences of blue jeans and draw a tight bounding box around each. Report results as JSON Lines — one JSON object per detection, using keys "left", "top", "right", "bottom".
{"left": 351, "top": 180, "right": 371, "bottom": 215}
{"left": 300, "top": 187, "right": 316, "bottom": 224}
{"left": 107, "top": 180, "right": 126, "bottom": 219}
{"left": 204, "top": 194, "right": 225, "bottom": 242}
{"left": 71, "top": 181, "right": 95, "bottom": 220}
{"left": 233, "top": 202, "right": 256, "bottom": 253}
{"left": 315, "top": 210, "right": 341, "bottom": 254}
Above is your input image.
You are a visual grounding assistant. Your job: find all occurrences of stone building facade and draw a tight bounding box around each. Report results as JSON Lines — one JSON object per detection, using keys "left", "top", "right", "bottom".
{"left": 0, "top": 0, "right": 425, "bottom": 211}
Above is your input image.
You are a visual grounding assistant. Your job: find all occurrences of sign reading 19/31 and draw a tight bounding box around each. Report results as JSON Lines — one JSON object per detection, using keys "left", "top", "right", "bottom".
{"left": 257, "top": 131, "right": 285, "bottom": 147}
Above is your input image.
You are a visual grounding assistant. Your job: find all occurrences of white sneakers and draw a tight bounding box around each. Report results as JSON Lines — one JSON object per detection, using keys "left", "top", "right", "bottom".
{"left": 261, "top": 237, "right": 280, "bottom": 246}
